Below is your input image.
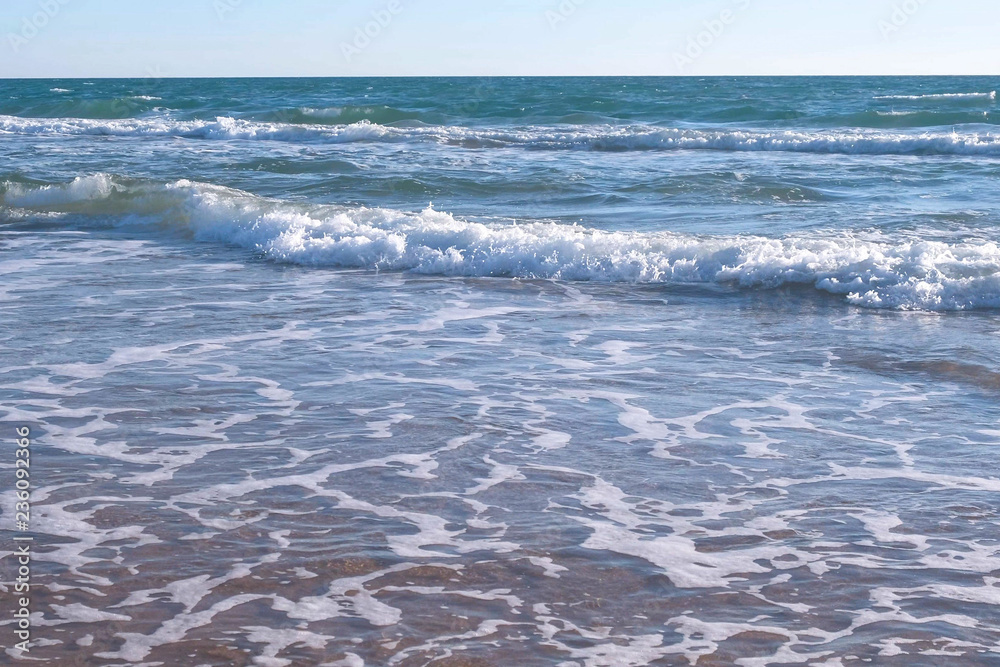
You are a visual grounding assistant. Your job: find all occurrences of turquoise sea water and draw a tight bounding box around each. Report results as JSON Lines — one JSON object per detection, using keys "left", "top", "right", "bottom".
{"left": 2, "top": 77, "right": 1000, "bottom": 665}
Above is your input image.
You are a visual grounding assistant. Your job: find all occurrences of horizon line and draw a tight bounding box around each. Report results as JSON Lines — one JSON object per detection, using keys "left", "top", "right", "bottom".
{"left": 2, "top": 73, "right": 998, "bottom": 81}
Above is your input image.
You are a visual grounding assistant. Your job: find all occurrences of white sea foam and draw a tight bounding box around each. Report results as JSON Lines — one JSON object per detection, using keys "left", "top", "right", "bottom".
{"left": 3, "top": 114, "right": 1000, "bottom": 155}
{"left": 298, "top": 106, "right": 344, "bottom": 119}
{"left": 0, "top": 115, "right": 393, "bottom": 143}
{"left": 3, "top": 175, "right": 1000, "bottom": 311}
{"left": 874, "top": 91, "right": 997, "bottom": 101}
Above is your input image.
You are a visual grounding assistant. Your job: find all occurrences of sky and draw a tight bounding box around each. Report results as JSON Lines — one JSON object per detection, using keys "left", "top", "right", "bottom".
{"left": 1, "top": 0, "right": 999, "bottom": 78}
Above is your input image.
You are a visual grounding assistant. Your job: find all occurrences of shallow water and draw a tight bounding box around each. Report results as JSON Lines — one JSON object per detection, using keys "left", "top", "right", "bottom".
{"left": 2, "top": 77, "right": 1000, "bottom": 665}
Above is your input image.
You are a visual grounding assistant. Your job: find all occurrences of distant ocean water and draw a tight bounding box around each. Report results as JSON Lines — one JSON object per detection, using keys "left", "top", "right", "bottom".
{"left": 2, "top": 77, "right": 1000, "bottom": 665}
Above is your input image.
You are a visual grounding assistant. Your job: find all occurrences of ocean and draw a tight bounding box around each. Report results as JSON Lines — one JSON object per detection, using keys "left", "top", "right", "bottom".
{"left": 2, "top": 76, "right": 999, "bottom": 665}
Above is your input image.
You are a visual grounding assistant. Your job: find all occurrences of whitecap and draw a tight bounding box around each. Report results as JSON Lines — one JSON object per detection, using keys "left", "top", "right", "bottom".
{"left": 3, "top": 114, "right": 1000, "bottom": 156}
{"left": 4, "top": 175, "right": 1000, "bottom": 311}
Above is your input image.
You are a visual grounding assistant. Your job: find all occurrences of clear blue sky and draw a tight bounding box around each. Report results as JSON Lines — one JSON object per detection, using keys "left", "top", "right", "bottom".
{"left": 2, "top": 0, "right": 998, "bottom": 78}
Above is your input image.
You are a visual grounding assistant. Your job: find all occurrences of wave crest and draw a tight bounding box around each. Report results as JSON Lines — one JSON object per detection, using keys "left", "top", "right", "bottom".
{"left": 4, "top": 115, "right": 1000, "bottom": 155}
{"left": 4, "top": 175, "right": 999, "bottom": 311}
{"left": 874, "top": 91, "right": 996, "bottom": 101}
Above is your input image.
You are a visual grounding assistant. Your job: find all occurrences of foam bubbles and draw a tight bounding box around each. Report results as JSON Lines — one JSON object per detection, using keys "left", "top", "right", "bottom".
{"left": 4, "top": 114, "right": 1000, "bottom": 155}
{"left": 4, "top": 175, "right": 1000, "bottom": 311}
{"left": 874, "top": 91, "right": 997, "bottom": 101}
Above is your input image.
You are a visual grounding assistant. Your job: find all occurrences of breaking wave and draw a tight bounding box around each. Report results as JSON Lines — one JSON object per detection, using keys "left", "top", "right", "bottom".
{"left": 4, "top": 115, "right": 1000, "bottom": 155}
{"left": 3, "top": 175, "right": 1000, "bottom": 311}
{"left": 874, "top": 91, "right": 996, "bottom": 101}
